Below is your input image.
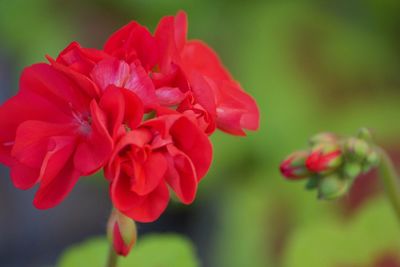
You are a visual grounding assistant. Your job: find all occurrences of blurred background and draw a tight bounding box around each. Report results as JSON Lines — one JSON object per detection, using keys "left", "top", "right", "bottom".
{"left": 1, "top": 0, "right": 400, "bottom": 266}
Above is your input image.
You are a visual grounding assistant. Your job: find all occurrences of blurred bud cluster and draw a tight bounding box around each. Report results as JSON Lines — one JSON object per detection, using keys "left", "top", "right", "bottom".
{"left": 280, "top": 128, "right": 380, "bottom": 200}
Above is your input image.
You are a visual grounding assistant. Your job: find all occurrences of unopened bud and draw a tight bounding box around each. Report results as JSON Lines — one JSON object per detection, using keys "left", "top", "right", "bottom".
{"left": 309, "top": 132, "right": 338, "bottom": 146}
{"left": 357, "top": 128, "right": 373, "bottom": 142}
{"left": 345, "top": 138, "right": 370, "bottom": 161}
{"left": 306, "top": 144, "right": 342, "bottom": 173}
{"left": 343, "top": 162, "right": 362, "bottom": 179}
{"left": 318, "top": 174, "right": 349, "bottom": 200}
{"left": 107, "top": 210, "right": 137, "bottom": 257}
{"left": 362, "top": 148, "right": 380, "bottom": 173}
{"left": 280, "top": 151, "right": 311, "bottom": 179}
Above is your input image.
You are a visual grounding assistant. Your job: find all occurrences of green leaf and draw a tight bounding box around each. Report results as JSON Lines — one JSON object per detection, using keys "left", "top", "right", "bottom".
{"left": 58, "top": 234, "right": 200, "bottom": 267}
{"left": 283, "top": 198, "right": 400, "bottom": 267}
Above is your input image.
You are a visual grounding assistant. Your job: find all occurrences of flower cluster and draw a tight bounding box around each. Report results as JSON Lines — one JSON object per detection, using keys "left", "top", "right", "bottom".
{"left": 0, "top": 11, "right": 259, "bottom": 223}
{"left": 280, "top": 129, "right": 380, "bottom": 200}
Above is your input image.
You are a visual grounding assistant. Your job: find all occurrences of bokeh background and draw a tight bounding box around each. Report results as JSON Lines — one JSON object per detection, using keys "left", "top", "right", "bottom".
{"left": 1, "top": 0, "right": 400, "bottom": 266}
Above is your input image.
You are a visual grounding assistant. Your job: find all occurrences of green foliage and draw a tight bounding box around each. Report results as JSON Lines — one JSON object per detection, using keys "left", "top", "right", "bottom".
{"left": 283, "top": 198, "right": 400, "bottom": 267}
{"left": 58, "top": 234, "right": 200, "bottom": 267}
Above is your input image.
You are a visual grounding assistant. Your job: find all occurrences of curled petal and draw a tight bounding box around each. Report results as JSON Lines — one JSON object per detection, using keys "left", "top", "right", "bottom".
{"left": 164, "top": 144, "right": 197, "bottom": 204}
{"left": 56, "top": 41, "right": 107, "bottom": 75}
{"left": 169, "top": 116, "right": 212, "bottom": 179}
{"left": 111, "top": 169, "right": 169, "bottom": 223}
{"left": 130, "top": 152, "right": 168, "bottom": 196}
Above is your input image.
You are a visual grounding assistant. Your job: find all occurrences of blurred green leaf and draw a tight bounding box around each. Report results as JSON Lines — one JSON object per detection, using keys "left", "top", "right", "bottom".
{"left": 283, "top": 198, "right": 400, "bottom": 267}
{"left": 58, "top": 234, "right": 200, "bottom": 267}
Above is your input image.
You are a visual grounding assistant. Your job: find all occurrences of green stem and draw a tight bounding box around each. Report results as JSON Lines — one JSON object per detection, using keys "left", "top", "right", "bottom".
{"left": 105, "top": 208, "right": 119, "bottom": 267}
{"left": 378, "top": 148, "right": 400, "bottom": 222}
{"left": 105, "top": 243, "right": 119, "bottom": 267}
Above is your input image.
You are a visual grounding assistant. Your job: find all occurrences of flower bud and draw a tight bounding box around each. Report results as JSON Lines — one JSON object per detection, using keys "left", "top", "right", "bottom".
{"left": 362, "top": 148, "right": 380, "bottom": 173}
{"left": 318, "top": 174, "right": 349, "bottom": 200}
{"left": 357, "top": 127, "right": 373, "bottom": 142}
{"left": 309, "top": 132, "right": 338, "bottom": 146}
{"left": 345, "top": 138, "right": 370, "bottom": 161}
{"left": 107, "top": 210, "right": 137, "bottom": 256}
{"left": 306, "top": 144, "right": 342, "bottom": 173}
{"left": 343, "top": 162, "right": 362, "bottom": 179}
{"left": 280, "top": 151, "right": 311, "bottom": 179}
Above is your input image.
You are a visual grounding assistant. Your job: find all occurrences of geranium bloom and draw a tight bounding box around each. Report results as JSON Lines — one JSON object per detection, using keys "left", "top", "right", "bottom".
{"left": 104, "top": 11, "right": 260, "bottom": 135}
{"left": 105, "top": 114, "right": 212, "bottom": 222}
{"left": 0, "top": 64, "right": 116, "bottom": 208}
{"left": 0, "top": 11, "right": 258, "bottom": 227}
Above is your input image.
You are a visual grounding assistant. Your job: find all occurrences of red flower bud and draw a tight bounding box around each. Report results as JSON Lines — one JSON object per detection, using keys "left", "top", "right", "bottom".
{"left": 280, "top": 151, "right": 311, "bottom": 179}
{"left": 107, "top": 210, "right": 137, "bottom": 257}
{"left": 306, "top": 144, "right": 342, "bottom": 173}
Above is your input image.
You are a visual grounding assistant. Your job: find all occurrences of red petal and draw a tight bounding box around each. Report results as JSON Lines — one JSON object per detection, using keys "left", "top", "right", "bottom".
{"left": 12, "top": 121, "right": 75, "bottom": 168}
{"left": 164, "top": 144, "right": 198, "bottom": 204}
{"left": 120, "top": 88, "right": 144, "bottom": 130}
{"left": 215, "top": 81, "right": 260, "bottom": 135}
{"left": 49, "top": 59, "right": 100, "bottom": 99}
{"left": 124, "top": 62, "right": 158, "bottom": 111}
{"left": 170, "top": 116, "right": 213, "bottom": 179}
{"left": 111, "top": 166, "right": 170, "bottom": 222}
{"left": 104, "top": 21, "right": 158, "bottom": 70}
{"left": 130, "top": 151, "right": 167, "bottom": 196}
{"left": 10, "top": 160, "right": 40, "bottom": 190}
{"left": 56, "top": 41, "right": 107, "bottom": 75}
{"left": 98, "top": 86, "right": 126, "bottom": 138}
{"left": 181, "top": 40, "right": 231, "bottom": 81}
{"left": 91, "top": 59, "right": 157, "bottom": 110}
{"left": 73, "top": 100, "right": 113, "bottom": 175}
{"left": 38, "top": 136, "right": 76, "bottom": 183}
{"left": 20, "top": 63, "right": 91, "bottom": 115}
{"left": 33, "top": 158, "right": 80, "bottom": 209}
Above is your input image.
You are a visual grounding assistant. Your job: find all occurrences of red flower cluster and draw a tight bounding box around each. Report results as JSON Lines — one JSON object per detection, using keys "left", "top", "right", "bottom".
{"left": 0, "top": 11, "right": 259, "bottom": 222}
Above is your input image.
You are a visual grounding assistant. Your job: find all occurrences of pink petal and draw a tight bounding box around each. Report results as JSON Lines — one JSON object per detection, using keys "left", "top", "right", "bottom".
{"left": 155, "top": 86, "right": 185, "bottom": 106}
{"left": 90, "top": 58, "right": 130, "bottom": 91}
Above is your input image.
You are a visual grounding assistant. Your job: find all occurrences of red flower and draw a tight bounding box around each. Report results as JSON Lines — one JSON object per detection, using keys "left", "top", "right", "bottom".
{"left": 0, "top": 10, "right": 258, "bottom": 225}
{"left": 0, "top": 64, "right": 117, "bottom": 208}
{"left": 106, "top": 114, "right": 212, "bottom": 222}
{"left": 153, "top": 11, "right": 260, "bottom": 135}
{"left": 51, "top": 43, "right": 158, "bottom": 111}
{"left": 103, "top": 11, "right": 260, "bottom": 135}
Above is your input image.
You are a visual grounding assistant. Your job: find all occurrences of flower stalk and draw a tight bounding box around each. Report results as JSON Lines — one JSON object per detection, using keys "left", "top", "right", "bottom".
{"left": 106, "top": 245, "right": 119, "bottom": 267}
{"left": 378, "top": 148, "right": 400, "bottom": 222}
